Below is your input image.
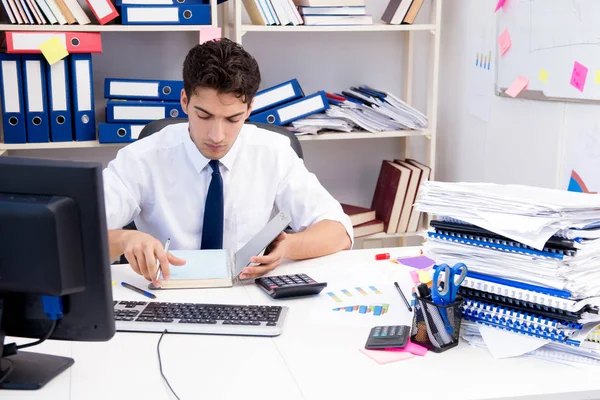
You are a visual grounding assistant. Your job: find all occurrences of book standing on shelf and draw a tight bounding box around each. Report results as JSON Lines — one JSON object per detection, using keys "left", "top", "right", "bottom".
{"left": 382, "top": 0, "right": 424, "bottom": 25}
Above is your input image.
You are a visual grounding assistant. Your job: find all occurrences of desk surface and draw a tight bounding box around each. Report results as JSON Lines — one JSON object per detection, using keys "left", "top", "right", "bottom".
{"left": 5, "top": 247, "right": 600, "bottom": 400}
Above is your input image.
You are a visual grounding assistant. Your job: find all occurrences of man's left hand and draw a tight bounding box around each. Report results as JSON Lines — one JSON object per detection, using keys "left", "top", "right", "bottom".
{"left": 239, "top": 232, "right": 287, "bottom": 279}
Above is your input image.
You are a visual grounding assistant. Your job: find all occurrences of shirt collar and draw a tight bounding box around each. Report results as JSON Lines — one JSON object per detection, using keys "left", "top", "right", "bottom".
{"left": 183, "top": 123, "right": 245, "bottom": 174}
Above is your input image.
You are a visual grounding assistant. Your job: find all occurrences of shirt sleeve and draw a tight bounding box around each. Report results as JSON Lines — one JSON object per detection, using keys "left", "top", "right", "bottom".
{"left": 102, "top": 147, "right": 145, "bottom": 231}
{"left": 275, "top": 145, "right": 354, "bottom": 248}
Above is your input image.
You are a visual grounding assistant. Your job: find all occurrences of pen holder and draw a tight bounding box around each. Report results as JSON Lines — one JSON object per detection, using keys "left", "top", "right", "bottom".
{"left": 410, "top": 294, "right": 464, "bottom": 353}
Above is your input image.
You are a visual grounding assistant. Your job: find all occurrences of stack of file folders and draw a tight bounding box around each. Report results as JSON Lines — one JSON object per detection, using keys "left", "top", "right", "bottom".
{"left": 99, "top": 78, "right": 185, "bottom": 143}
{"left": 115, "top": 0, "right": 213, "bottom": 25}
{"left": 414, "top": 180, "right": 600, "bottom": 365}
{"left": 0, "top": 32, "right": 100, "bottom": 144}
{"left": 247, "top": 78, "right": 329, "bottom": 127}
{"left": 290, "top": 87, "right": 427, "bottom": 134}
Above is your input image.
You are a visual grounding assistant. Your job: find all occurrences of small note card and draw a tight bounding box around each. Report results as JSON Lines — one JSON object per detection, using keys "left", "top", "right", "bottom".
{"left": 498, "top": 29, "right": 511, "bottom": 56}
{"left": 494, "top": 0, "right": 506, "bottom": 12}
{"left": 505, "top": 76, "right": 528, "bottom": 98}
{"left": 539, "top": 68, "right": 549, "bottom": 83}
{"left": 39, "top": 36, "right": 69, "bottom": 65}
{"left": 570, "top": 61, "right": 588, "bottom": 92}
{"left": 199, "top": 27, "right": 222, "bottom": 44}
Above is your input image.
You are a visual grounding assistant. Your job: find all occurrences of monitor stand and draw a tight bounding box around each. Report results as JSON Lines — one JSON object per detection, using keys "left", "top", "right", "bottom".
{"left": 0, "top": 327, "right": 74, "bottom": 390}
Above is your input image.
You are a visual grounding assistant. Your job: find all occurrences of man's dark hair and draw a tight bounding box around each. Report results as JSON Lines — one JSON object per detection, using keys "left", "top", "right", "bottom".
{"left": 182, "top": 38, "right": 261, "bottom": 106}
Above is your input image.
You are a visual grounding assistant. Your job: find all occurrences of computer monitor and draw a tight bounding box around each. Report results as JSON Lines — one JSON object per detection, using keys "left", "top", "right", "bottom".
{"left": 0, "top": 157, "right": 115, "bottom": 390}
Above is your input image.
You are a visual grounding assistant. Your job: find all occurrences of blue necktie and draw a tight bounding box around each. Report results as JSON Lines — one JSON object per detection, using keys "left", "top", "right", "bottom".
{"left": 201, "top": 160, "right": 223, "bottom": 249}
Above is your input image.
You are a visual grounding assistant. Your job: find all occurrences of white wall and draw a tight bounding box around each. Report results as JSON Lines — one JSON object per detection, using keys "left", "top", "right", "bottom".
{"left": 436, "top": 0, "right": 599, "bottom": 189}
{"left": 9, "top": 0, "right": 435, "bottom": 214}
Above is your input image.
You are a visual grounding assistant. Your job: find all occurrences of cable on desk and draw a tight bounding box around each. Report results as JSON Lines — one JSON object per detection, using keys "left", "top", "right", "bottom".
{"left": 157, "top": 329, "right": 181, "bottom": 400}
{"left": 16, "top": 320, "right": 58, "bottom": 350}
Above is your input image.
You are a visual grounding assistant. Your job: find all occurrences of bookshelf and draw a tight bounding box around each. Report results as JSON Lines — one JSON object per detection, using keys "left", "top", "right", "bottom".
{"left": 223, "top": 0, "right": 442, "bottom": 245}
{"left": 0, "top": 0, "right": 221, "bottom": 152}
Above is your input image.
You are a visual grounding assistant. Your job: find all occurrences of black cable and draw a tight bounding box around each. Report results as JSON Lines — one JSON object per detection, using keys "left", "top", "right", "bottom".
{"left": 157, "top": 330, "right": 181, "bottom": 400}
{"left": 16, "top": 320, "right": 58, "bottom": 350}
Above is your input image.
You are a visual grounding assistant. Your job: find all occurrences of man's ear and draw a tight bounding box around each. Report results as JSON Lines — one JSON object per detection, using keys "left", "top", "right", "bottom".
{"left": 247, "top": 98, "right": 254, "bottom": 116}
{"left": 180, "top": 89, "right": 188, "bottom": 115}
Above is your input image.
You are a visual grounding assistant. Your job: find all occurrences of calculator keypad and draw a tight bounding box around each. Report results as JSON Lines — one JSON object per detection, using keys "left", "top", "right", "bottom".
{"left": 255, "top": 274, "right": 326, "bottom": 299}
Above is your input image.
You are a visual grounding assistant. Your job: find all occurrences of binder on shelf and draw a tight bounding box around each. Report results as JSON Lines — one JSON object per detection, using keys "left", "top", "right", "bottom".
{"left": 250, "top": 78, "right": 304, "bottom": 115}
{"left": 120, "top": 4, "right": 211, "bottom": 25}
{"left": 105, "top": 100, "right": 184, "bottom": 123}
{"left": 6, "top": 32, "right": 103, "bottom": 54}
{"left": 104, "top": 78, "right": 183, "bottom": 101}
{"left": 70, "top": 53, "right": 96, "bottom": 141}
{"left": 98, "top": 123, "right": 145, "bottom": 143}
{"left": 248, "top": 91, "right": 329, "bottom": 126}
{"left": 0, "top": 53, "right": 26, "bottom": 144}
{"left": 86, "top": 0, "right": 119, "bottom": 24}
{"left": 47, "top": 58, "right": 73, "bottom": 142}
{"left": 21, "top": 54, "right": 49, "bottom": 143}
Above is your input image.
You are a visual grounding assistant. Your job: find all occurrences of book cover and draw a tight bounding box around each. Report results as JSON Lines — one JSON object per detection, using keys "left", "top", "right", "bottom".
{"left": 341, "top": 203, "right": 376, "bottom": 226}
{"left": 371, "top": 160, "right": 411, "bottom": 234}
{"left": 354, "top": 219, "right": 384, "bottom": 237}
{"left": 393, "top": 159, "right": 423, "bottom": 233}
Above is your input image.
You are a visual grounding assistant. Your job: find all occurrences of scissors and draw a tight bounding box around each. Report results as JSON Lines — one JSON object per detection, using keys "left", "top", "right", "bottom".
{"left": 432, "top": 263, "right": 468, "bottom": 335}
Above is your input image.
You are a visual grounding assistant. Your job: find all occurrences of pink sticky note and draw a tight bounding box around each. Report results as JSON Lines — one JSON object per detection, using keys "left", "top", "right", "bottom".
{"left": 359, "top": 348, "right": 414, "bottom": 365}
{"left": 199, "top": 27, "right": 222, "bottom": 44}
{"left": 498, "top": 29, "right": 511, "bottom": 56}
{"left": 409, "top": 270, "right": 420, "bottom": 285}
{"left": 505, "top": 76, "right": 529, "bottom": 98}
{"left": 570, "top": 61, "right": 588, "bottom": 93}
{"left": 494, "top": 0, "right": 506, "bottom": 12}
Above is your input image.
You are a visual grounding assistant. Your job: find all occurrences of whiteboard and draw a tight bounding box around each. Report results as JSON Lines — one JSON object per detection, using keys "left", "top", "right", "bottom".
{"left": 495, "top": 0, "right": 600, "bottom": 103}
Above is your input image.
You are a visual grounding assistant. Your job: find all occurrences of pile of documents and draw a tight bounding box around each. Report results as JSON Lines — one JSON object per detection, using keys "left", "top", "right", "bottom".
{"left": 290, "top": 86, "right": 428, "bottom": 134}
{"left": 414, "top": 181, "right": 600, "bottom": 365}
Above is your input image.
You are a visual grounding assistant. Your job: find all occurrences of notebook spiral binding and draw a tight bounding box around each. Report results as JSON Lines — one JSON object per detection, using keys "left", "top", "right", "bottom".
{"left": 461, "top": 299, "right": 582, "bottom": 346}
{"left": 458, "top": 286, "right": 583, "bottom": 322}
{"left": 432, "top": 228, "right": 577, "bottom": 257}
{"left": 427, "top": 231, "right": 566, "bottom": 260}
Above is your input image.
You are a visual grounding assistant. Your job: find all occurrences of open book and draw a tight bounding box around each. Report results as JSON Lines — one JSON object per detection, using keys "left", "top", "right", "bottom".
{"left": 151, "top": 211, "right": 292, "bottom": 290}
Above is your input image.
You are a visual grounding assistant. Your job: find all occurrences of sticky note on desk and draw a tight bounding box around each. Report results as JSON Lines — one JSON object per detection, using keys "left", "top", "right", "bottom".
{"left": 396, "top": 255, "right": 435, "bottom": 270}
{"left": 570, "top": 61, "right": 588, "bottom": 92}
{"left": 39, "top": 36, "right": 69, "bottom": 65}
{"left": 498, "top": 29, "right": 511, "bottom": 56}
{"left": 539, "top": 68, "right": 549, "bottom": 83}
{"left": 505, "top": 76, "right": 528, "bottom": 98}
{"left": 359, "top": 348, "right": 414, "bottom": 364}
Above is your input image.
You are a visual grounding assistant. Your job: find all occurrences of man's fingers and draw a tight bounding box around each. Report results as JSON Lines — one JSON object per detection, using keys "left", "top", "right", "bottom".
{"left": 124, "top": 249, "right": 140, "bottom": 275}
{"left": 135, "top": 251, "right": 150, "bottom": 280}
{"left": 155, "top": 246, "right": 170, "bottom": 281}
{"left": 142, "top": 244, "right": 158, "bottom": 281}
{"left": 239, "top": 262, "right": 279, "bottom": 280}
{"left": 168, "top": 252, "right": 186, "bottom": 266}
{"left": 250, "top": 253, "right": 278, "bottom": 265}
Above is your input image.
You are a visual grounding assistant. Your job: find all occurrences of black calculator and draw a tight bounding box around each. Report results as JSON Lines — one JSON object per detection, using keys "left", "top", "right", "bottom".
{"left": 365, "top": 325, "right": 411, "bottom": 350}
{"left": 255, "top": 273, "right": 327, "bottom": 299}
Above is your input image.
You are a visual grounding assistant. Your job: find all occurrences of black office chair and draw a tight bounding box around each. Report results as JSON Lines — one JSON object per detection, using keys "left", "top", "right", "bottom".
{"left": 137, "top": 118, "right": 304, "bottom": 159}
{"left": 117, "top": 118, "right": 303, "bottom": 263}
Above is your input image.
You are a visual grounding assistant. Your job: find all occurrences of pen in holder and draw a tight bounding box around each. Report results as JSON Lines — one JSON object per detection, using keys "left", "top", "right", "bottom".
{"left": 411, "top": 293, "right": 464, "bottom": 353}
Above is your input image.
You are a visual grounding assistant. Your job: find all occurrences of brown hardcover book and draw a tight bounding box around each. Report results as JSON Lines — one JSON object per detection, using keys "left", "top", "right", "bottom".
{"left": 341, "top": 203, "right": 376, "bottom": 226}
{"left": 354, "top": 219, "right": 384, "bottom": 238}
{"left": 394, "top": 159, "right": 423, "bottom": 233}
{"left": 402, "top": 0, "right": 424, "bottom": 24}
{"left": 371, "top": 160, "right": 411, "bottom": 234}
{"left": 54, "top": 0, "right": 76, "bottom": 24}
{"left": 405, "top": 158, "right": 431, "bottom": 232}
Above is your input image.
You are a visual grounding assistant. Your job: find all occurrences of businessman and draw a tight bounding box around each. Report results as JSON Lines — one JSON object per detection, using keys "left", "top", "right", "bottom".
{"left": 103, "top": 38, "right": 353, "bottom": 286}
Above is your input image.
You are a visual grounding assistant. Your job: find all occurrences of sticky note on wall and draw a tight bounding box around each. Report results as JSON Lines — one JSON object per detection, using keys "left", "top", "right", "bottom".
{"left": 570, "top": 61, "right": 588, "bottom": 92}
{"left": 199, "top": 27, "right": 222, "bottom": 44}
{"left": 498, "top": 29, "right": 511, "bottom": 56}
{"left": 494, "top": 0, "right": 506, "bottom": 12}
{"left": 505, "top": 76, "right": 529, "bottom": 98}
{"left": 539, "top": 68, "right": 549, "bottom": 83}
{"left": 39, "top": 36, "right": 69, "bottom": 65}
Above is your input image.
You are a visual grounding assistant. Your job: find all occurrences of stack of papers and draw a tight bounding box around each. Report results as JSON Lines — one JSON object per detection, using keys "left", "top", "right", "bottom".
{"left": 414, "top": 180, "right": 600, "bottom": 365}
{"left": 289, "top": 113, "right": 355, "bottom": 135}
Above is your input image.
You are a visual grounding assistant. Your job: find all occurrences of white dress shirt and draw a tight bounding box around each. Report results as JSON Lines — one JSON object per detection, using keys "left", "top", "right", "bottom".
{"left": 103, "top": 123, "right": 353, "bottom": 252}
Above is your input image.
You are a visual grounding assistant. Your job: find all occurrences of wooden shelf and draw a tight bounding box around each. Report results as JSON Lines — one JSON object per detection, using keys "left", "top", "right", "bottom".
{"left": 0, "top": 141, "right": 126, "bottom": 151}
{"left": 297, "top": 129, "right": 428, "bottom": 141}
{"left": 240, "top": 23, "right": 436, "bottom": 33}
{"left": 0, "top": 24, "right": 217, "bottom": 32}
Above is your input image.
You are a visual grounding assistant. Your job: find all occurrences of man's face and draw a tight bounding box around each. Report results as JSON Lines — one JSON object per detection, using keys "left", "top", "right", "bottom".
{"left": 181, "top": 87, "right": 252, "bottom": 160}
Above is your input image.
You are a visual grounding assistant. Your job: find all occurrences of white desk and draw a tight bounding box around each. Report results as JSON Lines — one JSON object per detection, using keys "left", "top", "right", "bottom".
{"left": 5, "top": 247, "right": 600, "bottom": 400}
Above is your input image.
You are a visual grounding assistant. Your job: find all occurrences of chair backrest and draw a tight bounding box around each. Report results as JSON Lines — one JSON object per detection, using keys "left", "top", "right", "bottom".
{"left": 137, "top": 118, "right": 304, "bottom": 159}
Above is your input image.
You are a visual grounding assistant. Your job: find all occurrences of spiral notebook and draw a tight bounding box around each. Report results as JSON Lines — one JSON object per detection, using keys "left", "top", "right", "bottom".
{"left": 461, "top": 299, "right": 583, "bottom": 345}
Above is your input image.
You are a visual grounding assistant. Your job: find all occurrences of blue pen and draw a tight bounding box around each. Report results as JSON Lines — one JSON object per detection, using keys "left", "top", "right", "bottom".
{"left": 121, "top": 282, "right": 156, "bottom": 299}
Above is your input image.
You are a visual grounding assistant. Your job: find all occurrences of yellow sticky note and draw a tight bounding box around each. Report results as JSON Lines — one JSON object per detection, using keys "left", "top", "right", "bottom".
{"left": 39, "top": 36, "right": 69, "bottom": 65}
{"left": 595, "top": 71, "right": 600, "bottom": 84}
{"left": 539, "top": 68, "right": 549, "bottom": 83}
{"left": 418, "top": 270, "right": 432, "bottom": 284}
{"left": 112, "top": 281, "right": 117, "bottom": 286}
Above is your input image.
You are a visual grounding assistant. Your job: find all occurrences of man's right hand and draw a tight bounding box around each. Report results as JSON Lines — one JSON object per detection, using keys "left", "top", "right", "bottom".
{"left": 118, "top": 231, "right": 186, "bottom": 286}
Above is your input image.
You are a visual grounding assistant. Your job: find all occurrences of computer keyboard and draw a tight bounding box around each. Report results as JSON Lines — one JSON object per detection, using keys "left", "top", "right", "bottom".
{"left": 113, "top": 300, "right": 288, "bottom": 337}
